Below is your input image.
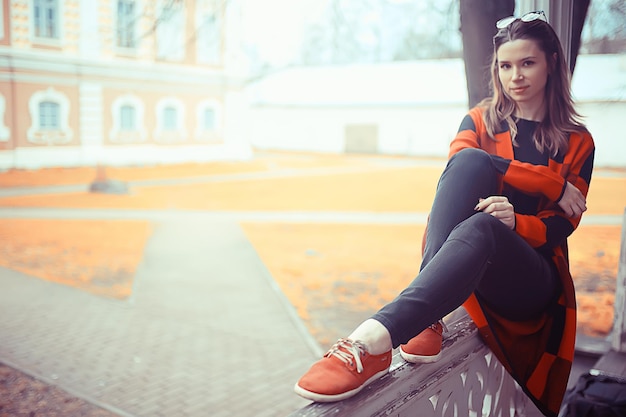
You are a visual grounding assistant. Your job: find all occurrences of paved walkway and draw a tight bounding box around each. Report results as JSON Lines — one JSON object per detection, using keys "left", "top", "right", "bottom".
{"left": 0, "top": 207, "right": 620, "bottom": 225}
{"left": 0, "top": 212, "right": 320, "bottom": 416}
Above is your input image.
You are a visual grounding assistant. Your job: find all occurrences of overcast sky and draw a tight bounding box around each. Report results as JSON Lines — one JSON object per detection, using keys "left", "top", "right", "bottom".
{"left": 240, "top": 0, "right": 624, "bottom": 68}
{"left": 241, "top": 0, "right": 330, "bottom": 67}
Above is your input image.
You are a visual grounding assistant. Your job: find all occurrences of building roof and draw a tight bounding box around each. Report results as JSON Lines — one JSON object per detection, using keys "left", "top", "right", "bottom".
{"left": 248, "top": 54, "right": 626, "bottom": 106}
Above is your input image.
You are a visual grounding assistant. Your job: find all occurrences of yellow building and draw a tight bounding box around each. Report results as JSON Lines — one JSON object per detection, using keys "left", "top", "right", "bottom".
{"left": 0, "top": 0, "right": 252, "bottom": 169}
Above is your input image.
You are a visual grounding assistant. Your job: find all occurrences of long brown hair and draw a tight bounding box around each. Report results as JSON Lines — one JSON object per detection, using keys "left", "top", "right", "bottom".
{"left": 480, "top": 17, "right": 586, "bottom": 156}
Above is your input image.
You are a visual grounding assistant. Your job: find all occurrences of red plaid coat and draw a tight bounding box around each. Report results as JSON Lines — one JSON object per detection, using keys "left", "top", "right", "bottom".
{"left": 452, "top": 106, "right": 595, "bottom": 416}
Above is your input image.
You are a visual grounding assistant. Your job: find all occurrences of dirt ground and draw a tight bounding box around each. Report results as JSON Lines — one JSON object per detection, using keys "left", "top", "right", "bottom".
{"left": 0, "top": 362, "right": 117, "bottom": 417}
{"left": 0, "top": 151, "right": 624, "bottom": 415}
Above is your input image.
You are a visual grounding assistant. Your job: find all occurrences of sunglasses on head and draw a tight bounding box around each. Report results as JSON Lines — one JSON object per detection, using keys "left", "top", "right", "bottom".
{"left": 496, "top": 10, "right": 547, "bottom": 29}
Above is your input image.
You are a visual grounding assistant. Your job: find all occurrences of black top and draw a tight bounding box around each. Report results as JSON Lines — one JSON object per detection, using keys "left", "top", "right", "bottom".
{"left": 513, "top": 118, "right": 547, "bottom": 166}
{"left": 504, "top": 118, "right": 548, "bottom": 216}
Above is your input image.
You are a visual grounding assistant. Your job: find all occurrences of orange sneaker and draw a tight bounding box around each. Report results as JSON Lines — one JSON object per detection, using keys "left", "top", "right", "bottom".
{"left": 294, "top": 338, "right": 392, "bottom": 402}
{"left": 399, "top": 321, "right": 445, "bottom": 364}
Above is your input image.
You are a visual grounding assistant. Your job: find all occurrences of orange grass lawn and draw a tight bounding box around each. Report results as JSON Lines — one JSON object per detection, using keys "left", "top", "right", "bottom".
{"left": 0, "top": 152, "right": 386, "bottom": 188}
{"left": 242, "top": 223, "right": 622, "bottom": 346}
{"left": 0, "top": 166, "right": 444, "bottom": 212}
{"left": 0, "top": 219, "right": 152, "bottom": 299}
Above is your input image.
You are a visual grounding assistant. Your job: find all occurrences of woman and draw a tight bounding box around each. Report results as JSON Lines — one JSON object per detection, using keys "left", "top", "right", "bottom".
{"left": 294, "top": 11, "right": 595, "bottom": 417}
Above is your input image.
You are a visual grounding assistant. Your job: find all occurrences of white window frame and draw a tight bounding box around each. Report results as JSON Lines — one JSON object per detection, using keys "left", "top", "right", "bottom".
{"left": 31, "top": 0, "right": 63, "bottom": 46}
{"left": 155, "top": 97, "right": 186, "bottom": 142}
{"left": 110, "top": 94, "right": 146, "bottom": 143}
{"left": 195, "top": 0, "right": 222, "bottom": 65}
{"left": 162, "top": 106, "right": 178, "bottom": 130}
{"left": 115, "top": 0, "right": 139, "bottom": 51}
{"left": 156, "top": 0, "right": 185, "bottom": 61}
{"left": 120, "top": 104, "right": 136, "bottom": 131}
{"left": 0, "top": 95, "right": 10, "bottom": 142}
{"left": 27, "top": 87, "right": 73, "bottom": 145}
{"left": 38, "top": 101, "right": 61, "bottom": 130}
{"left": 195, "top": 99, "right": 222, "bottom": 141}
{"left": 201, "top": 107, "right": 216, "bottom": 130}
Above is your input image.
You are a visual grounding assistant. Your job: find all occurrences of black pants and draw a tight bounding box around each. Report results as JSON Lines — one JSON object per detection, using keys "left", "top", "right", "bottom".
{"left": 371, "top": 148, "right": 561, "bottom": 347}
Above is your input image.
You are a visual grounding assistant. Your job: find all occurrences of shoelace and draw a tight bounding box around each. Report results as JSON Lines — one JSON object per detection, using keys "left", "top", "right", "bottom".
{"left": 430, "top": 320, "right": 449, "bottom": 336}
{"left": 325, "top": 338, "right": 366, "bottom": 373}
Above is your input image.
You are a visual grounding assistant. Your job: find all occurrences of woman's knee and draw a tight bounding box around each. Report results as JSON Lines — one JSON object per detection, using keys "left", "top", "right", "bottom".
{"left": 447, "top": 148, "right": 496, "bottom": 178}
{"left": 449, "top": 213, "right": 503, "bottom": 247}
{"left": 439, "top": 149, "right": 498, "bottom": 198}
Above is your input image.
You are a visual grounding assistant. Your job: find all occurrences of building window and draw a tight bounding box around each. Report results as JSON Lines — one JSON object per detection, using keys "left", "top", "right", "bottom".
{"left": 33, "top": 0, "right": 60, "bottom": 39}
{"left": 196, "top": 0, "right": 222, "bottom": 65}
{"left": 120, "top": 105, "right": 136, "bottom": 130}
{"left": 155, "top": 98, "right": 186, "bottom": 143}
{"left": 203, "top": 108, "right": 215, "bottom": 130}
{"left": 39, "top": 101, "right": 60, "bottom": 130}
{"left": 110, "top": 95, "right": 146, "bottom": 143}
{"left": 156, "top": 0, "right": 184, "bottom": 60}
{"left": 27, "top": 88, "right": 73, "bottom": 145}
{"left": 163, "top": 107, "right": 178, "bottom": 130}
{"left": 117, "top": 0, "right": 136, "bottom": 48}
{"left": 195, "top": 99, "right": 221, "bottom": 141}
{"left": 0, "top": 95, "right": 10, "bottom": 142}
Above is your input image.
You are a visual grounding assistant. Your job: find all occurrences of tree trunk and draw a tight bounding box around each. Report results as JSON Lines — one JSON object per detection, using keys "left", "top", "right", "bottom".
{"left": 570, "top": 0, "right": 591, "bottom": 73}
{"left": 459, "top": 0, "right": 515, "bottom": 108}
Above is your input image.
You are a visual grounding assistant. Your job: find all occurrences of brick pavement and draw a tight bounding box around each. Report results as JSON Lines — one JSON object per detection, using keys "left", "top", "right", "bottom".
{"left": 0, "top": 215, "right": 318, "bottom": 416}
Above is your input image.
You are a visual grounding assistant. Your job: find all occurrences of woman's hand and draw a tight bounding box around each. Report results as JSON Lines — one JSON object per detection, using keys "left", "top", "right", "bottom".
{"left": 475, "top": 196, "right": 516, "bottom": 230}
{"left": 558, "top": 181, "right": 587, "bottom": 218}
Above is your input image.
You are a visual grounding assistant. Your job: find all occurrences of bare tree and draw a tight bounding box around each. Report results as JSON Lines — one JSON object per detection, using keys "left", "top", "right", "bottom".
{"left": 570, "top": 0, "right": 592, "bottom": 73}
{"left": 300, "top": 0, "right": 367, "bottom": 65}
{"left": 301, "top": 0, "right": 464, "bottom": 65}
{"left": 393, "top": 0, "right": 461, "bottom": 60}
{"left": 582, "top": 0, "right": 626, "bottom": 54}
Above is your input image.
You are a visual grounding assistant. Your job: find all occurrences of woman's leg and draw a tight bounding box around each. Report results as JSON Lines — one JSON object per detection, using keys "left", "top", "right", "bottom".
{"left": 371, "top": 212, "right": 560, "bottom": 347}
{"left": 348, "top": 148, "right": 499, "bottom": 352}
{"left": 294, "top": 148, "right": 559, "bottom": 402}
{"left": 356, "top": 148, "right": 559, "bottom": 349}
{"left": 421, "top": 148, "right": 499, "bottom": 269}
{"left": 347, "top": 148, "right": 499, "bottom": 353}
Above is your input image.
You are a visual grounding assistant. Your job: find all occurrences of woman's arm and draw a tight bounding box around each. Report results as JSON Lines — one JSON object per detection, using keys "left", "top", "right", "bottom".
{"left": 476, "top": 197, "right": 581, "bottom": 249}
{"left": 494, "top": 140, "right": 594, "bottom": 247}
{"left": 451, "top": 112, "right": 595, "bottom": 209}
{"left": 452, "top": 111, "right": 595, "bottom": 246}
{"left": 515, "top": 210, "right": 577, "bottom": 249}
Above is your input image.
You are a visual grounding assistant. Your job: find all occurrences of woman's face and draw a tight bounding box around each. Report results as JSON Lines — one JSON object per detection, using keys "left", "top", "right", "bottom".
{"left": 496, "top": 39, "right": 550, "bottom": 116}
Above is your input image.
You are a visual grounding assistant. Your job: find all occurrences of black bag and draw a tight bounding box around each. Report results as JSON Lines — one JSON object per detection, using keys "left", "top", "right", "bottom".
{"left": 560, "top": 371, "right": 626, "bottom": 417}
